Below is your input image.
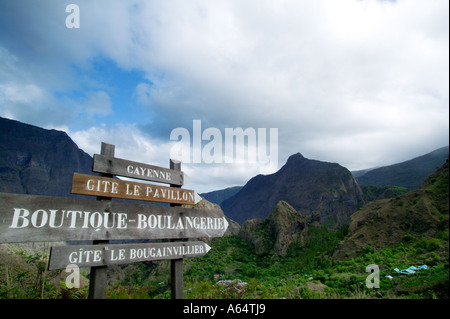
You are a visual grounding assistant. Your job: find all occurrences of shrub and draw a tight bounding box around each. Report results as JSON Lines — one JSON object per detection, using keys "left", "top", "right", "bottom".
{"left": 403, "top": 233, "right": 413, "bottom": 242}
{"left": 415, "top": 238, "right": 442, "bottom": 251}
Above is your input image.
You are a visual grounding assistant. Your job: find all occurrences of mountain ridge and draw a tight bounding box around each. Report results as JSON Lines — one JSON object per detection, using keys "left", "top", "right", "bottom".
{"left": 355, "top": 146, "right": 449, "bottom": 190}
{"left": 0, "top": 116, "right": 93, "bottom": 197}
{"left": 199, "top": 186, "right": 243, "bottom": 206}
{"left": 222, "top": 152, "right": 365, "bottom": 226}
{"left": 204, "top": 146, "right": 448, "bottom": 213}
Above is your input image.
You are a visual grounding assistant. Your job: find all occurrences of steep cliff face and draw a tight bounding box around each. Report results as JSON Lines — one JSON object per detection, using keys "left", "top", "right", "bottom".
{"left": 239, "top": 200, "right": 308, "bottom": 256}
{"left": 222, "top": 153, "right": 365, "bottom": 227}
{"left": 0, "top": 117, "right": 93, "bottom": 197}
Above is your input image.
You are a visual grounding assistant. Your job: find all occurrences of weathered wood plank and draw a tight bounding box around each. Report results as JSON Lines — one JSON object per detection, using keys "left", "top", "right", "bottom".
{"left": 89, "top": 142, "right": 113, "bottom": 300}
{"left": 71, "top": 173, "right": 195, "bottom": 205}
{"left": 169, "top": 159, "right": 184, "bottom": 299}
{"left": 48, "top": 241, "right": 211, "bottom": 270}
{"left": 93, "top": 154, "right": 184, "bottom": 186}
{"left": 0, "top": 192, "right": 228, "bottom": 243}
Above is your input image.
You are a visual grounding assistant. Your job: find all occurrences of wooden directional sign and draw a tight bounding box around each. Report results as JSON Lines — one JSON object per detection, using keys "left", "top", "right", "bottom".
{"left": 93, "top": 154, "right": 184, "bottom": 186}
{"left": 48, "top": 241, "right": 211, "bottom": 270}
{"left": 0, "top": 192, "right": 229, "bottom": 243}
{"left": 71, "top": 173, "right": 195, "bottom": 205}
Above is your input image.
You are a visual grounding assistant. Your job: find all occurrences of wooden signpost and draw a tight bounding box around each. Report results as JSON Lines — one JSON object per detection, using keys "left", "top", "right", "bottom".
{"left": 48, "top": 241, "right": 211, "bottom": 270}
{"left": 169, "top": 158, "right": 184, "bottom": 299}
{"left": 71, "top": 173, "right": 196, "bottom": 205}
{"left": 0, "top": 192, "right": 228, "bottom": 242}
{"left": 92, "top": 154, "right": 184, "bottom": 186}
{"left": 89, "top": 142, "right": 113, "bottom": 299}
{"left": 0, "top": 142, "right": 228, "bottom": 299}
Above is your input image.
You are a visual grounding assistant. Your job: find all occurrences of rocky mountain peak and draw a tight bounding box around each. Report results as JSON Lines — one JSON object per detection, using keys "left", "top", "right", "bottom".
{"left": 222, "top": 152, "right": 365, "bottom": 227}
{"left": 280, "top": 152, "right": 307, "bottom": 170}
{"left": 287, "top": 152, "right": 305, "bottom": 161}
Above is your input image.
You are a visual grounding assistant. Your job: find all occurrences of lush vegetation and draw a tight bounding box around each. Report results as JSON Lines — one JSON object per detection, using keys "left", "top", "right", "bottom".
{"left": 1, "top": 225, "right": 447, "bottom": 299}
{"left": 182, "top": 229, "right": 449, "bottom": 299}
{"left": 360, "top": 185, "right": 409, "bottom": 202}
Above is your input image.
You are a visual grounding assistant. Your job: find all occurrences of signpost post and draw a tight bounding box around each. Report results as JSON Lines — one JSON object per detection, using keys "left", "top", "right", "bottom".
{"left": 89, "top": 142, "right": 114, "bottom": 299}
{"left": 0, "top": 142, "right": 229, "bottom": 299}
{"left": 170, "top": 159, "right": 184, "bottom": 299}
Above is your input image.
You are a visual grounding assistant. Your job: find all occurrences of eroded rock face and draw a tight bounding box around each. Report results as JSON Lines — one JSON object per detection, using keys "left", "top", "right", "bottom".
{"left": 269, "top": 201, "right": 307, "bottom": 256}
{"left": 239, "top": 200, "right": 308, "bottom": 256}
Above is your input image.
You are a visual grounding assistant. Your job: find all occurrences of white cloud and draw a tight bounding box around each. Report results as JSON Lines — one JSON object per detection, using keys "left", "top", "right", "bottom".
{"left": 69, "top": 122, "right": 278, "bottom": 193}
{"left": 0, "top": 83, "right": 44, "bottom": 104}
{"left": 1, "top": 0, "right": 448, "bottom": 192}
{"left": 0, "top": 81, "right": 76, "bottom": 128}
{"left": 79, "top": 91, "right": 113, "bottom": 118}
{"left": 70, "top": 123, "right": 170, "bottom": 166}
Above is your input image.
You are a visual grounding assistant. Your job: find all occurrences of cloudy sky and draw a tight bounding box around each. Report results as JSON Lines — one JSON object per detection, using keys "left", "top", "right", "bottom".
{"left": 1, "top": 0, "right": 448, "bottom": 194}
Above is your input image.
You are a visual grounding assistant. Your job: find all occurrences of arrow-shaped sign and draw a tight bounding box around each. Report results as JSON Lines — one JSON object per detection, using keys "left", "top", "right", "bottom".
{"left": 92, "top": 154, "right": 184, "bottom": 186}
{"left": 48, "top": 241, "right": 211, "bottom": 270}
{"left": 71, "top": 173, "right": 196, "bottom": 205}
{"left": 0, "top": 192, "right": 228, "bottom": 243}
